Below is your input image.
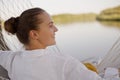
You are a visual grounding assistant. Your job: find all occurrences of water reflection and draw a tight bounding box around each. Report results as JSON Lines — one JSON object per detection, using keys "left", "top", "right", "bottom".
{"left": 98, "top": 21, "right": 120, "bottom": 28}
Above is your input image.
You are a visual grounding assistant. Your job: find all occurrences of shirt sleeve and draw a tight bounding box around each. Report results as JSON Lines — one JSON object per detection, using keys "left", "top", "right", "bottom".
{"left": 0, "top": 50, "right": 14, "bottom": 70}
{"left": 64, "top": 57, "right": 105, "bottom": 80}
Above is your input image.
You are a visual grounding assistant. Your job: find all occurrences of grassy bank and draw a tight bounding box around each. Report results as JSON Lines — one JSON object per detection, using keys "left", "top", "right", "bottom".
{"left": 96, "top": 5, "right": 120, "bottom": 21}
{"left": 52, "top": 13, "right": 97, "bottom": 24}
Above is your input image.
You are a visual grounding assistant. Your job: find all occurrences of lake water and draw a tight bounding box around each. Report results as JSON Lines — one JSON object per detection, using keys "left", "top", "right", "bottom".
{"left": 55, "top": 21, "right": 120, "bottom": 61}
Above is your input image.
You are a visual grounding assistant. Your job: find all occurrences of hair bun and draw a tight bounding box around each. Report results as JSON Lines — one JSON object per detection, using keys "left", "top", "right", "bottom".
{"left": 4, "top": 17, "right": 19, "bottom": 34}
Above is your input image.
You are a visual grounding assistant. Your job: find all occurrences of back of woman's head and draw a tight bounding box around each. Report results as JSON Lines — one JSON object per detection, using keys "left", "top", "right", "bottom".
{"left": 4, "top": 8, "right": 45, "bottom": 45}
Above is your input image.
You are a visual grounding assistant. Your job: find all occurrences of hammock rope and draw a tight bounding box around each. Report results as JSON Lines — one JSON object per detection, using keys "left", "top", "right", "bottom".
{"left": 98, "top": 35, "right": 120, "bottom": 73}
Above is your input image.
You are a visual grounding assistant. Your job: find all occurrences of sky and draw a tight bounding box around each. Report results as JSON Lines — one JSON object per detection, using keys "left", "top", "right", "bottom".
{"left": 32, "top": 0, "right": 120, "bottom": 15}
{"left": 0, "top": 0, "right": 120, "bottom": 20}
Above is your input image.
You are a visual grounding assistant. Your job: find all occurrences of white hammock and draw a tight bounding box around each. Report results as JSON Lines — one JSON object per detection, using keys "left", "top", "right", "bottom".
{"left": 98, "top": 35, "right": 120, "bottom": 73}
{"left": 0, "top": 0, "right": 33, "bottom": 21}
{"left": 0, "top": 0, "right": 33, "bottom": 51}
{"left": 0, "top": 0, "right": 33, "bottom": 79}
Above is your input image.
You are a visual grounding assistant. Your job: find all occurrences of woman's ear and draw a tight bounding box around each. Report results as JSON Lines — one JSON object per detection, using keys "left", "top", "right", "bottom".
{"left": 29, "top": 30, "right": 39, "bottom": 40}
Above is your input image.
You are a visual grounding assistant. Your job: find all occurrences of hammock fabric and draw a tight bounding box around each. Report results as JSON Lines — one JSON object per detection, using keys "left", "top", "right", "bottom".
{"left": 0, "top": 0, "right": 33, "bottom": 79}
{"left": 0, "top": 29, "right": 10, "bottom": 50}
{"left": 0, "top": 26, "right": 10, "bottom": 80}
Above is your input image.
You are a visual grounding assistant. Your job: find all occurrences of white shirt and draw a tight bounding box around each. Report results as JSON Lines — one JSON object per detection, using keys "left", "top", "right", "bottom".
{"left": 0, "top": 49, "right": 103, "bottom": 80}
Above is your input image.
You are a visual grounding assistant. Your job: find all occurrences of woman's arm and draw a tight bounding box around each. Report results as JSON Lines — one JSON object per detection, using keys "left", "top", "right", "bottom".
{"left": 0, "top": 51, "right": 13, "bottom": 70}
{"left": 64, "top": 57, "right": 104, "bottom": 80}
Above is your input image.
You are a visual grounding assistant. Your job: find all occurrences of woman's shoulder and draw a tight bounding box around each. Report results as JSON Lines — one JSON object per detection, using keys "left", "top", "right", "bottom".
{"left": 45, "top": 49, "right": 80, "bottom": 64}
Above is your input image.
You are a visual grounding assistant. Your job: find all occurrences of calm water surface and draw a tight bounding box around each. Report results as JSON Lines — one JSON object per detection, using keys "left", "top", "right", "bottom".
{"left": 55, "top": 22, "right": 120, "bottom": 61}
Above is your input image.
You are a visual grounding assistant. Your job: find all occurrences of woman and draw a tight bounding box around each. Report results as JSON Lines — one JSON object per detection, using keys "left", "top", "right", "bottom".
{"left": 0, "top": 8, "right": 103, "bottom": 80}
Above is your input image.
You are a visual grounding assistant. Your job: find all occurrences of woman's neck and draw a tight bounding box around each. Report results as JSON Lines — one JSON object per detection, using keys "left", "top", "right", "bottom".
{"left": 25, "top": 42, "right": 46, "bottom": 50}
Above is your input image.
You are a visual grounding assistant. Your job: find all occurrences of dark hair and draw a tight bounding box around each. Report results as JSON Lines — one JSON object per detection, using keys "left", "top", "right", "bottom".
{"left": 4, "top": 8, "right": 45, "bottom": 45}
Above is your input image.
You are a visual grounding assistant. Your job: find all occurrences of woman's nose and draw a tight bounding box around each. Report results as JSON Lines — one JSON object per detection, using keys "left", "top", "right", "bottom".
{"left": 54, "top": 25, "right": 58, "bottom": 32}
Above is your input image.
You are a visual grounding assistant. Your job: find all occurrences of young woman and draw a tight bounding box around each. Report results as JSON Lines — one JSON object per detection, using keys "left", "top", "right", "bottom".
{"left": 0, "top": 8, "right": 103, "bottom": 80}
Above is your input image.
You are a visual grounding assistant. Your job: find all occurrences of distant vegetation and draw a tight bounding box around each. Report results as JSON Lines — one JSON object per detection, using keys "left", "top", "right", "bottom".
{"left": 0, "top": 5, "right": 120, "bottom": 27}
{"left": 96, "top": 5, "right": 120, "bottom": 28}
{"left": 0, "top": 13, "right": 97, "bottom": 25}
{"left": 52, "top": 5, "right": 120, "bottom": 25}
{"left": 52, "top": 13, "right": 97, "bottom": 24}
{"left": 96, "top": 6, "right": 120, "bottom": 21}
